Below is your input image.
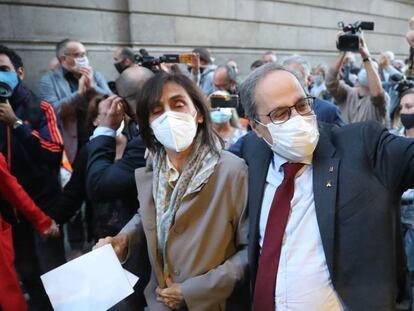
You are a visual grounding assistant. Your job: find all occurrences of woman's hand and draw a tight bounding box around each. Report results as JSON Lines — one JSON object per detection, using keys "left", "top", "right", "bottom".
{"left": 94, "top": 234, "right": 129, "bottom": 261}
{"left": 156, "top": 277, "right": 186, "bottom": 310}
{"left": 42, "top": 219, "right": 60, "bottom": 238}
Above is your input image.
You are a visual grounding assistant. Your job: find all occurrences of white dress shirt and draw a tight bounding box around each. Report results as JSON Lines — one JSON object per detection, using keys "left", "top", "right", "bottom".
{"left": 259, "top": 153, "right": 344, "bottom": 311}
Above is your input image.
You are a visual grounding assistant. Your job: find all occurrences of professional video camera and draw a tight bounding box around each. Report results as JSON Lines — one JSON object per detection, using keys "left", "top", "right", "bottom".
{"left": 135, "top": 49, "right": 192, "bottom": 72}
{"left": 337, "top": 21, "right": 374, "bottom": 52}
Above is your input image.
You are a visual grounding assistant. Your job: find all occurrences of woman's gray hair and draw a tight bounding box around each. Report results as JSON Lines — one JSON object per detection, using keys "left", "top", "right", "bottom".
{"left": 240, "top": 62, "right": 304, "bottom": 120}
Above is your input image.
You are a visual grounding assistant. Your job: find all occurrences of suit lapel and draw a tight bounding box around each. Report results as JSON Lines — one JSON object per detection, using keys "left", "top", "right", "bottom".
{"left": 312, "top": 124, "right": 339, "bottom": 278}
{"left": 245, "top": 134, "right": 273, "bottom": 274}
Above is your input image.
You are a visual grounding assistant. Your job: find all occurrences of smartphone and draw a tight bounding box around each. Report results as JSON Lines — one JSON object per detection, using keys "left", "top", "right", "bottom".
{"left": 210, "top": 94, "right": 239, "bottom": 109}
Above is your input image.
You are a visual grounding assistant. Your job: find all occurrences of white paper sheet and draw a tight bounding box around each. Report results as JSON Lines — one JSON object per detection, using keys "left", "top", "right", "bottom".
{"left": 41, "top": 244, "right": 139, "bottom": 311}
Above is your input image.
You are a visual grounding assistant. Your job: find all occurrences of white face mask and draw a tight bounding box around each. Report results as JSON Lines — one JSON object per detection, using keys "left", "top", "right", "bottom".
{"left": 74, "top": 56, "right": 89, "bottom": 71}
{"left": 151, "top": 111, "right": 197, "bottom": 152}
{"left": 259, "top": 114, "right": 320, "bottom": 162}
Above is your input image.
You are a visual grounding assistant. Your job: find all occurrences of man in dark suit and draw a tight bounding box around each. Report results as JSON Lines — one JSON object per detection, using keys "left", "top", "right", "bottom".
{"left": 85, "top": 66, "right": 153, "bottom": 311}
{"left": 231, "top": 62, "right": 414, "bottom": 310}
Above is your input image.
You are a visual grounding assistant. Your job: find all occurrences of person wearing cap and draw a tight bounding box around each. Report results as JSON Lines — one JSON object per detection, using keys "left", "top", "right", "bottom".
{"left": 326, "top": 35, "right": 387, "bottom": 125}
{"left": 189, "top": 47, "right": 217, "bottom": 96}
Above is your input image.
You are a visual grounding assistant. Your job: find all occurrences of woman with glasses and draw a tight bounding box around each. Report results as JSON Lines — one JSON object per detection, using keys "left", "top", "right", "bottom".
{"left": 97, "top": 72, "right": 249, "bottom": 311}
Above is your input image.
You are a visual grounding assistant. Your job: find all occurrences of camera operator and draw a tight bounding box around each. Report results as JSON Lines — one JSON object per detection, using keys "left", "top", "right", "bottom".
{"left": 326, "top": 34, "right": 388, "bottom": 125}
{"left": 0, "top": 45, "right": 65, "bottom": 310}
{"left": 113, "top": 47, "right": 136, "bottom": 74}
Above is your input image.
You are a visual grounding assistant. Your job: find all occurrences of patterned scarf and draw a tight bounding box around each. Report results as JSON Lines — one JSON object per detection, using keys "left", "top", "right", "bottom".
{"left": 152, "top": 134, "right": 221, "bottom": 276}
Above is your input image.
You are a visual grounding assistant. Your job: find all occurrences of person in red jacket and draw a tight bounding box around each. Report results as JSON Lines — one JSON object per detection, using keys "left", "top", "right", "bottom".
{"left": 0, "top": 153, "right": 59, "bottom": 311}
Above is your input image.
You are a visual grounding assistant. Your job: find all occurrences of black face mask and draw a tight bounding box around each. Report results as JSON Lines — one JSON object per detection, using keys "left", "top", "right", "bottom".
{"left": 401, "top": 114, "right": 414, "bottom": 130}
{"left": 114, "top": 62, "right": 128, "bottom": 74}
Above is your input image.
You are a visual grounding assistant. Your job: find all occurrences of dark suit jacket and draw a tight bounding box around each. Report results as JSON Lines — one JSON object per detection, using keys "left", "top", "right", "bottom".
{"left": 314, "top": 97, "right": 345, "bottom": 127}
{"left": 230, "top": 121, "right": 414, "bottom": 310}
{"left": 85, "top": 134, "right": 149, "bottom": 310}
{"left": 86, "top": 135, "right": 146, "bottom": 202}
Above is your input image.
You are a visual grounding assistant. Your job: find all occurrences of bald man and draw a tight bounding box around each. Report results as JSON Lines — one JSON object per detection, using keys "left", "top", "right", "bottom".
{"left": 87, "top": 65, "right": 154, "bottom": 200}
{"left": 115, "top": 66, "right": 154, "bottom": 119}
{"left": 113, "top": 47, "right": 135, "bottom": 74}
{"left": 86, "top": 65, "right": 154, "bottom": 310}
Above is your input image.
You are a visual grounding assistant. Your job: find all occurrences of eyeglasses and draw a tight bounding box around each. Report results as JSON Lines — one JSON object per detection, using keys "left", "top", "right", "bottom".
{"left": 255, "top": 96, "right": 314, "bottom": 125}
{"left": 64, "top": 51, "right": 87, "bottom": 58}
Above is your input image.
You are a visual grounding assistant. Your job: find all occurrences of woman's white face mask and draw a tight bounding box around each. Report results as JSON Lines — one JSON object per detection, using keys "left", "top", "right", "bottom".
{"left": 257, "top": 114, "right": 320, "bottom": 162}
{"left": 151, "top": 111, "right": 197, "bottom": 152}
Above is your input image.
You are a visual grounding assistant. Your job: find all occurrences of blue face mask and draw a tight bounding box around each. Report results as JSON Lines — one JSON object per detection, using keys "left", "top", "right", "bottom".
{"left": 0, "top": 71, "right": 19, "bottom": 96}
{"left": 357, "top": 69, "right": 369, "bottom": 87}
{"left": 312, "top": 75, "right": 323, "bottom": 86}
{"left": 211, "top": 109, "right": 232, "bottom": 124}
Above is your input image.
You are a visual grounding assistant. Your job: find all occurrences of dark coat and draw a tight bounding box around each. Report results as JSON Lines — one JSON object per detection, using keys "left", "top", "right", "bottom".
{"left": 231, "top": 121, "right": 414, "bottom": 310}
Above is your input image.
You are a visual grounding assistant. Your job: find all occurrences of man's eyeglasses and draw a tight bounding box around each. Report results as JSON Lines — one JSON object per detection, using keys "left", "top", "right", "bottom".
{"left": 255, "top": 96, "right": 315, "bottom": 125}
{"left": 64, "top": 51, "right": 87, "bottom": 58}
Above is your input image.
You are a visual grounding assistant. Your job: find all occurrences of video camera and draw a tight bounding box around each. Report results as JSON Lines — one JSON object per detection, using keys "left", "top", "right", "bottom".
{"left": 337, "top": 21, "right": 374, "bottom": 52}
{"left": 134, "top": 49, "right": 192, "bottom": 72}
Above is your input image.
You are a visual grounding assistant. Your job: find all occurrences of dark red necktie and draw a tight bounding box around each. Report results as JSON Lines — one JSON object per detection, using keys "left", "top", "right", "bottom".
{"left": 253, "top": 162, "right": 304, "bottom": 311}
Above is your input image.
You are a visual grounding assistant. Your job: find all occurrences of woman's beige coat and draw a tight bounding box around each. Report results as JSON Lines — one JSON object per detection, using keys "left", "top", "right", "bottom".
{"left": 120, "top": 150, "right": 249, "bottom": 311}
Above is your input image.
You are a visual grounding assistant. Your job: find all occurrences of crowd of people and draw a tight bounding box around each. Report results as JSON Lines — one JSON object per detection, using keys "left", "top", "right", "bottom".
{"left": 1, "top": 16, "right": 414, "bottom": 311}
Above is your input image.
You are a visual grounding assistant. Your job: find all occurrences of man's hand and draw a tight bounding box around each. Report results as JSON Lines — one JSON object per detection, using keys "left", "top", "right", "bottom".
{"left": 78, "top": 74, "right": 87, "bottom": 94}
{"left": 79, "top": 66, "right": 94, "bottom": 91}
{"left": 156, "top": 276, "right": 186, "bottom": 310}
{"left": 42, "top": 219, "right": 61, "bottom": 238}
{"left": 358, "top": 35, "right": 370, "bottom": 59}
{"left": 97, "top": 95, "right": 125, "bottom": 130}
{"left": 0, "top": 100, "right": 18, "bottom": 127}
{"left": 159, "top": 63, "right": 174, "bottom": 73}
{"left": 191, "top": 52, "right": 200, "bottom": 76}
{"left": 95, "top": 234, "right": 129, "bottom": 261}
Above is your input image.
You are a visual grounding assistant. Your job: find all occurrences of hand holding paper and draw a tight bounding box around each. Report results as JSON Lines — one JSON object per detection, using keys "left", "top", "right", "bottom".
{"left": 41, "top": 244, "right": 138, "bottom": 311}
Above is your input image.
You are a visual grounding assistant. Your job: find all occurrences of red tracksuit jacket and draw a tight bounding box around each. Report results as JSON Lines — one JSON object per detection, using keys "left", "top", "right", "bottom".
{"left": 0, "top": 153, "right": 52, "bottom": 311}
